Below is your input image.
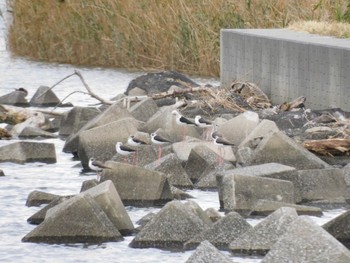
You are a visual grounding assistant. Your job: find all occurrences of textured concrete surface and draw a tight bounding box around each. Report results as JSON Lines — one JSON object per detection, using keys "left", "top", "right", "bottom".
{"left": 221, "top": 29, "right": 350, "bottom": 110}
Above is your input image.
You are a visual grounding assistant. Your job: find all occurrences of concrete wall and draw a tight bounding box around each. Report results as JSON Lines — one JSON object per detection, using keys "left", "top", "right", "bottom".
{"left": 220, "top": 29, "right": 350, "bottom": 110}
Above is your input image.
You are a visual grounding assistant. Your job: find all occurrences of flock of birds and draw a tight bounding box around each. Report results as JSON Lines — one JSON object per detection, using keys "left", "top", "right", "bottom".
{"left": 89, "top": 110, "right": 235, "bottom": 178}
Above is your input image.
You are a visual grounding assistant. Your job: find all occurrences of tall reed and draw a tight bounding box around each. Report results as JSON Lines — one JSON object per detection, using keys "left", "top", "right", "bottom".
{"left": 7, "top": 0, "right": 349, "bottom": 76}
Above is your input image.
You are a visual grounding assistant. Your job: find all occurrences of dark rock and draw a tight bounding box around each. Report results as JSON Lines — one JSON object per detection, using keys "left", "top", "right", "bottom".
{"left": 323, "top": 210, "right": 350, "bottom": 247}
{"left": 125, "top": 71, "right": 199, "bottom": 95}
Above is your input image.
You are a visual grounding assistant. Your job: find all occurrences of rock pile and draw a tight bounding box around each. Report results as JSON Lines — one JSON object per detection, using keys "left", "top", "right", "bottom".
{"left": 4, "top": 71, "right": 350, "bottom": 261}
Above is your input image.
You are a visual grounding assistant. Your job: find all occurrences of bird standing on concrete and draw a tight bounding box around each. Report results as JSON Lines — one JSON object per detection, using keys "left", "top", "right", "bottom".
{"left": 151, "top": 132, "right": 172, "bottom": 164}
{"left": 213, "top": 135, "right": 235, "bottom": 165}
{"left": 195, "top": 115, "right": 213, "bottom": 140}
{"left": 172, "top": 110, "right": 196, "bottom": 141}
{"left": 116, "top": 142, "right": 136, "bottom": 164}
{"left": 127, "top": 135, "right": 147, "bottom": 164}
{"left": 88, "top": 157, "right": 110, "bottom": 181}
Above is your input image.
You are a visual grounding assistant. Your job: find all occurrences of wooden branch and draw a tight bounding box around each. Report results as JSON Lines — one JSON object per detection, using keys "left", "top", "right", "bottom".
{"left": 74, "top": 70, "right": 113, "bottom": 105}
{"left": 303, "top": 138, "right": 350, "bottom": 156}
{"left": 37, "top": 71, "right": 113, "bottom": 105}
{"left": 149, "top": 86, "right": 217, "bottom": 100}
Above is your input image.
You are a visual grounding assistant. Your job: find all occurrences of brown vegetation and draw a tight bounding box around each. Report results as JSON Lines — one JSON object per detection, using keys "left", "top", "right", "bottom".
{"left": 7, "top": 0, "right": 350, "bottom": 76}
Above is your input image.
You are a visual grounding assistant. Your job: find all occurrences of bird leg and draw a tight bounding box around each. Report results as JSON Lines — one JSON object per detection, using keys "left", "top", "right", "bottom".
{"left": 157, "top": 145, "right": 162, "bottom": 165}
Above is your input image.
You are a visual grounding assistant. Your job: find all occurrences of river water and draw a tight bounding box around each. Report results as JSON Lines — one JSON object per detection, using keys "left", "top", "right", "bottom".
{"left": 0, "top": 2, "right": 346, "bottom": 263}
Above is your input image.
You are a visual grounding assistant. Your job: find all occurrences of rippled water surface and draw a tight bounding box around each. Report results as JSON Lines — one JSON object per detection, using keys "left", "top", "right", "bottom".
{"left": 0, "top": 2, "right": 346, "bottom": 263}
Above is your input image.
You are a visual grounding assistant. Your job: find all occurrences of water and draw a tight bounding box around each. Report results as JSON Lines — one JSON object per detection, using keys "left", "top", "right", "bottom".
{"left": 0, "top": 2, "right": 346, "bottom": 263}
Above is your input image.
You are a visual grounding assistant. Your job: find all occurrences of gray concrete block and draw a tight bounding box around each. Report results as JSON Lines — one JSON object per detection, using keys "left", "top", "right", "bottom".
{"left": 229, "top": 207, "right": 298, "bottom": 255}
{"left": 262, "top": 216, "right": 350, "bottom": 263}
{"left": 221, "top": 29, "right": 350, "bottom": 110}
{"left": 297, "top": 168, "right": 348, "bottom": 203}
{"left": 246, "top": 130, "right": 330, "bottom": 170}
{"left": 216, "top": 172, "right": 295, "bottom": 214}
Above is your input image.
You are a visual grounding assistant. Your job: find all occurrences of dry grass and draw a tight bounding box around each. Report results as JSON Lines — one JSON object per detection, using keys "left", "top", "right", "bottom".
{"left": 289, "top": 21, "right": 350, "bottom": 38}
{"left": 6, "top": 0, "right": 350, "bottom": 77}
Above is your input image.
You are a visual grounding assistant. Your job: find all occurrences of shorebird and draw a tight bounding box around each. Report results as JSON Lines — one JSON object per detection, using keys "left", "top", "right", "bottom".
{"left": 116, "top": 142, "right": 136, "bottom": 164}
{"left": 195, "top": 115, "right": 213, "bottom": 140}
{"left": 15, "top": 87, "right": 28, "bottom": 97}
{"left": 88, "top": 157, "right": 110, "bottom": 181}
{"left": 213, "top": 135, "right": 235, "bottom": 165}
{"left": 172, "top": 110, "right": 196, "bottom": 141}
{"left": 127, "top": 135, "right": 147, "bottom": 164}
{"left": 151, "top": 132, "right": 172, "bottom": 164}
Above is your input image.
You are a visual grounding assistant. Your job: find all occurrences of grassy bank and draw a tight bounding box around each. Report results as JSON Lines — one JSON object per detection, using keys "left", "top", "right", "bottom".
{"left": 7, "top": 0, "right": 350, "bottom": 77}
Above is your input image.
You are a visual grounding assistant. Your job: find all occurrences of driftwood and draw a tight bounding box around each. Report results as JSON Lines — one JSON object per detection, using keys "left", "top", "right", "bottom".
{"left": 231, "top": 81, "right": 272, "bottom": 109}
{"left": 278, "top": 96, "right": 306, "bottom": 112}
{"left": 37, "top": 70, "right": 114, "bottom": 106}
{"left": 303, "top": 138, "right": 350, "bottom": 156}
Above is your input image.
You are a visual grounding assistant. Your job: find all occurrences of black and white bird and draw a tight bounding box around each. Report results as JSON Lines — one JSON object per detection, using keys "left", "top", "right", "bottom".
{"left": 213, "top": 135, "right": 235, "bottom": 165}
{"left": 127, "top": 135, "right": 147, "bottom": 147}
{"left": 116, "top": 142, "right": 136, "bottom": 163}
{"left": 127, "top": 135, "right": 147, "bottom": 164}
{"left": 195, "top": 115, "right": 213, "bottom": 140}
{"left": 172, "top": 110, "right": 196, "bottom": 141}
{"left": 88, "top": 157, "right": 110, "bottom": 181}
{"left": 151, "top": 132, "right": 172, "bottom": 164}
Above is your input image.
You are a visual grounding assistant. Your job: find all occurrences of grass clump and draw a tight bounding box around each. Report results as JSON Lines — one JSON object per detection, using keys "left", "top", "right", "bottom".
{"left": 6, "top": 0, "right": 350, "bottom": 77}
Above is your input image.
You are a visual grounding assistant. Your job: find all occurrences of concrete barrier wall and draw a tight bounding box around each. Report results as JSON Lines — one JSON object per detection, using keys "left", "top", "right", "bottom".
{"left": 220, "top": 29, "right": 350, "bottom": 110}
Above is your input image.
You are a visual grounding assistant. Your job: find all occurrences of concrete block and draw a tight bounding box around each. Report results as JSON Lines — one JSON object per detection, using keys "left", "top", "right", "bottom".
{"left": 229, "top": 207, "right": 298, "bottom": 255}
{"left": 250, "top": 199, "right": 323, "bottom": 217}
{"left": 216, "top": 172, "right": 295, "bottom": 214}
{"left": 297, "top": 168, "right": 348, "bottom": 203}
{"left": 59, "top": 106, "right": 100, "bottom": 137}
{"left": 145, "top": 153, "right": 193, "bottom": 188}
{"left": 0, "top": 141, "right": 56, "bottom": 164}
{"left": 239, "top": 119, "right": 279, "bottom": 149}
{"left": 22, "top": 194, "right": 123, "bottom": 244}
{"left": 129, "top": 200, "right": 212, "bottom": 249}
{"left": 63, "top": 102, "right": 132, "bottom": 154}
{"left": 78, "top": 117, "right": 142, "bottom": 169}
{"left": 128, "top": 97, "right": 158, "bottom": 122}
{"left": 100, "top": 161, "right": 173, "bottom": 206}
{"left": 246, "top": 130, "right": 330, "bottom": 170}
{"left": 262, "top": 216, "right": 350, "bottom": 263}
{"left": 185, "top": 240, "right": 233, "bottom": 263}
{"left": 217, "top": 111, "right": 259, "bottom": 145}
{"left": 323, "top": 209, "right": 350, "bottom": 247}
{"left": 184, "top": 211, "right": 252, "bottom": 250}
